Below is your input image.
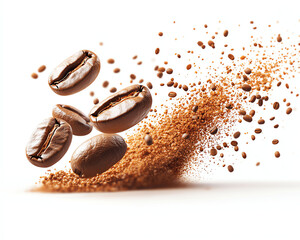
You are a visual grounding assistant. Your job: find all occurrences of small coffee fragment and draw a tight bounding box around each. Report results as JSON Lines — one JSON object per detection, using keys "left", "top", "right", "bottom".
{"left": 114, "top": 68, "right": 120, "bottom": 73}
{"left": 239, "top": 110, "right": 246, "bottom": 115}
{"left": 89, "top": 91, "right": 94, "bottom": 97}
{"left": 275, "top": 151, "right": 280, "bottom": 158}
{"left": 186, "top": 64, "right": 192, "bottom": 70}
{"left": 277, "top": 34, "right": 282, "bottom": 42}
{"left": 231, "top": 140, "right": 238, "bottom": 146}
{"left": 155, "top": 48, "right": 160, "bottom": 54}
{"left": 110, "top": 87, "right": 117, "bottom": 93}
{"left": 182, "top": 85, "right": 189, "bottom": 91}
{"left": 168, "top": 92, "right": 177, "bottom": 98}
{"left": 192, "top": 106, "right": 198, "bottom": 112}
{"left": 38, "top": 65, "right": 46, "bottom": 73}
{"left": 210, "top": 148, "right": 217, "bottom": 156}
{"left": 102, "top": 81, "right": 109, "bottom": 88}
{"left": 233, "top": 131, "right": 241, "bottom": 139}
{"left": 182, "top": 133, "right": 189, "bottom": 139}
{"left": 244, "top": 68, "right": 252, "bottom": 75}
{"left": 227, "top": 165, "right": 234, "bottom": 172}
{"left": 243, "top": 115, "right": 253, "bottom": 122}
{"left": 130, "top": 74, "right": 136, "bottom": 80}
{"left": 144, "top": 134, "right": 153, "bottom": 145}
{"left": 223, "top": 30, "right": 229, "bottom": 37}
{"left": 158, "top": 32, "right": 163, "bottom": 36}
{"left": 146, "top": 82, "right": 153, "bottom": 89}
{"left": 228, "top": 54, "right": 235, "bottom": 60}
{"left": 270, "top": 116, "right": 275, "bottom": 121}
{"left": 274, "top": 124, "right": 279, "bottom": 128}
{"left": 251, "top": 135, "right": 256, "bottom": 140}
{"left": 107, "top": 58, "right": 115, "bottom": 64}
{"left": 242, "top": 152, "right": 247, "bottom": 159}
{"left": 166, "top": 68, "right": 173, "bottom": 74}
{"left": 249, "top": 110, "right": 255, "bottom": 117}
{"left": 93, "top": 98, "right": 99, "bottom": 104}
{"left": 249, "top": 95, "right": 256, "bottom": 103}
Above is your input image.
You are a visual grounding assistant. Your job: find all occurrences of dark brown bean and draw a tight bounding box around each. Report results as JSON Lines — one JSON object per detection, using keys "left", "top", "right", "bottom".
{"left": 146, "top": 82, "right": 153, "bottom": 89}
{"left": 233, "top": 131, "right": 241, "bottom": 139}
{"left": 242, "top": 152, "right": 247, "bottom": 159}
{"left": 286, "top": 107, "right": 292, "bottom": 114}
{"left": 273, "top": 102, "right": 280, "bottom": 110}
{"left": 168, "top": 92, "right": 177, "bottom": 98}
{"left": 244, "top": 68, "right": 252, "bottom": 75}
{"left": 239, "top": 110, "right": 246, "bottom": 115}
{"left": 71, "top": 134, "right": 127, "bottom": 178}
{"left": 182, "top": 133, "right": 190, "bottom": 139}
{"left": 110, "top": 87, "right": 117, "bottom": 93}
{"left": 52, "top": 104, "right": 92, "bottom": 136}
{"left": 209, "top": 126, "right": 218, "bottom": 135}
{"left": 243, "top": 115, "right": 253, "bottom": 122}
{"left": 242, "top": 84, "right": 252, "bottom": 92}
{"left": 38, "top": 65, "right": 46, "bottom": 73}
{"left": 144, "top": 134, "right": 153, "bottom": 145}
{"left": 210, "top": 148, "right": 217, "bottom": 156}
{"left": 249, "top": 110, "right": 255, "bottom": 117}
{"left": 255, "top": 128, "right": 262, "bottom": 134}
{"left": 90, "top": 84, "right": 152, "bottom": 133}
{"left": 275, "top": 151, "right": 280, "bottom": 158}
{"left": 25, "top": 118, "right": 72, "bottom": 167}
{"left": 228, "top": 165, "right": 234, "bottom": 172}
{"left": 272, "top": 139, "right": 279, "bottom": 145}
{"left": 258, "top": 119, "right": 265, "bottom": 124}
{"left": 102, "top": 81, "right": 109, "bottom": 88}
{"left": 48, "top": 50, "right": 100, "bottom": 96}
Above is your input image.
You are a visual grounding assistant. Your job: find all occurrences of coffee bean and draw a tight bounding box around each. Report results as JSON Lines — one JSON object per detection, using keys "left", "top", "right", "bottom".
{"left": 274, "top": 124, "right": 279, "bottom": 128}
{"left": 107, "top": 58, "right": 115, "bottom": 64}
{"left": 48, "top": 50, "right": 100, "bottom": 96}
{"left": 38, "top": 65, "right": 46, "bottom": 73}
{"left": 102, "top": 81, "right": 109, "bottom": 88}
{"left": 243, "top": 115, "right": 253, "bottom": 122}
{"left": 239, "top": 110, "right": 246, "bottom": 115}
{"left": 244, "top": 68, "right": 252, "bottom": 75}
{"left": 233, "top": 131, "right": 241, "bottom": 139}
{"left": 114, "top": 68, "right": 120, "bottom": 73}
{"left": 130, "top": 74, "right": 136, "bottom": 80}
{"left": 93, "top": 98, "right": 99, "bottom": 104}
{"left": 249, "top": 95, "right": 256, "bottom": 103}
{"left": 223, "top": 30, "right": 229, "bottom": 37}
{"left": 272, "top": 139, "right": 279, "bottom": 145}
{"left": 167, "top": 81, "right": 174, "bottom": 87}
{"left": 255, "top": 128, "right": 262, "bottom": 134}
{"left": 90, "top": 84, "right": 152, "bottom": 133}
{"left": 182, "top": 85, "right": 189, "bottom": 91}
{"left": 89, "top": 91, "right": 94, "bottom": 97}
{"left": 182, "top": 133, "right": 190, "bottom": 139}
{"left": 71, "top": 134, "right": 127, "bottom": 178}
{"left": 249, "top": 110, "right": 255, "bottom": 117}
{"left": 168, "top": 92, "right": 177, "bottom": 98}
{"left": 26, "top": 118, "right": 72, "bottom": 167}
{"left": 52, "top": 104, "right": 92, "bottom": 136}
{"left": 31, "top": 73, "right": 38, "bottom": 79}
{"left": 258, "top": 119, "right": 265, "bottom": 124}
{"left": 231, "top": 140, "right": 238, "bottom": 146}
{"left": 242, "top": 152, "right": 247, "bottom": 159}
{"left": 227, "top": 165, "right": 234, "bottom": 172}
{"left": 277, "top": 34, "right": 282, "bottom": 42}
{"left": 275, "top": 151, "right": 280, "bottom": 158}
{"left": 110, "top": 87, "right": 117, "bottom": 93}
{"left": 210, "top": 148, "right": 217, "bottom": 156}
{"left": 258, "top": 99, "right": 263, "bottom": 106}
{"left": 144, "top": 134, "right": 153, "bottom": 145}
{"left": 251, "top": 135, "right": 256, "bottom": 140}
{"left": 228, "top": 54, "right": 235, "bottom": 60}
{"left": 166, "top": 68, "right": 173, "bottom": 74}
{"left": 243, "top": 75, "right": 249, "bottom": 81}
{"left": 273, "top": 102, "right": 280, "bottom": 110}
{"left": 146, "top": 82, "right": 153, "bottom": 89}
{"left": 158, "top": 32, "right": 163, "bottom": 36}
{"left": 234, "top": 146, "right": 239, "bottom": 151}
{"left": 286, "top": 107, "right": 292, "bottom": 114}
{"left": 216, "top": 145, "right": 222, "bottom": 150}
{"left": 209, "top": 126, "right": 218, "bottom": 135}
{"left": 211, "top": 84, "right": 217, "bottom": 91}
{"left": 242, "top": 84, "right": 252, "bottom": 92}
{"left": 226, "top": 103, "right": 233, "bottom": 109}
{"left": 155, "top": 48, "right": 160, "bottom": 54}
{"left": 186, "top": 64, "right": 192, "bottom": 70}
{"left": 256, "top": 94, "right": 261, "bottom": 99}
{"left": 270, "top": 116, "right": 275, "bottom": 121}
{"left": 192, "top": 106, "right": 198, "bottom": 112}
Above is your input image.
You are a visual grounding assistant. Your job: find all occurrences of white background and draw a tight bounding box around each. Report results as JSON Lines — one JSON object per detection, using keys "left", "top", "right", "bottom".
{"left": 1, "top": 0, "right": 300, "bottom": 239}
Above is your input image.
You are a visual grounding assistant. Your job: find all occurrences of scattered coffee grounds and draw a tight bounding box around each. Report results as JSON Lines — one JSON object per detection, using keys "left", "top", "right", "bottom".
{"left": 32, "top": 20, "right": 298, "bottom": 193}
{"left": 102, "top": 81, "right": 109, "bottom": 88}
{"left": 38, "top": 65, "right": 46, "bottom": 73}
{"left": 227, "top": 165, "right": 234, "bottom": 172}
{"left": 93, "top": 98, "right": 99, "bottom": 104}
{"left": 113, "top": 68, "right": 120, "bottom": 73}
{"left": 110, "top": 87, "right": 117, "bottom": 93}
{"left": 107, "top": 58, "right": 115, "bottom": 64}
{"left": 31, "top": 73, "right": 38, "bottom": 79}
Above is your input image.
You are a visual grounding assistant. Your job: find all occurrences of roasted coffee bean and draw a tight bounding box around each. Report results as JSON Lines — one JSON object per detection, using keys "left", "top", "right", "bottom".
{"left": 233, "top": 131, "right": 241, "bottom": 139}
{"left": 249, "top": 110, "right": 255, "bottom": 117}
{"left": 239, "top": 110, "right": 246, "bottom": 115}
{"left": 242, "top": 84, "right": 252, "bottom": 92}
{"left": 71, "top": 134, "right": 127, "bottom": 178}
{"left": 286, "top": 107, "right": 292, "bottom": 114}
{"left": 48, "top": 50, "right": 100, "bottom": 96}
{"left": 182, "top": 133, "right": 190, "bottom": 139}
{"left": 209, "top": 126, "right": 218, "bottom": 135}
{"left": 255, "top": 128, "right": 262, "bottom": 134}
{"left": 228, "top": 165, "right": 234, "bottom": 172}
{"left": 144, "top": 134, "right": 154, "bottom": 145}
{"left": 52, "top": 104, "right": 92, "bottom": 136}
{"left": 273, "top": 102, "right": 280, "bottom": 110}
{"left": 25, "top": 118, "right": 72, "bottom": 167}
{"left": 90, "top": 84, "right": 152, "bottom": 133}
{"left": 243, "top": 115, "right": 253, "bottom": 122}
{"left": 249, "top": 95, "right": 256, "bottom": 103}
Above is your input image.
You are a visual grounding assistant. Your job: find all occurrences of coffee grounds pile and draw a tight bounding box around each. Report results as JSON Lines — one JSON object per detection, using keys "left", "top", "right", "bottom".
{"left": 38, "top": 21, "right": 299, "bottom": 192}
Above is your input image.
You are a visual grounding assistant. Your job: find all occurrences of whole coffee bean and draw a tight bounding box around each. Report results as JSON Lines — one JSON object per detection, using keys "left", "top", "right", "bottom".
{"left": 90, "top": 84, "right": 152, "bottom": 133}
{"left": 48, "top": 50, "right": 100, "bottom": 96}
{"left": 71, "top": 134, "right": 127, "bottom": 178}
{"left": 26, "top": 118, "right": 72, "bottom": 167}
{"left": 144, "top": 134, "right": 154, "bottom": 145}
{"left": 52, "top": 104, "right": 92, "bottom": 136}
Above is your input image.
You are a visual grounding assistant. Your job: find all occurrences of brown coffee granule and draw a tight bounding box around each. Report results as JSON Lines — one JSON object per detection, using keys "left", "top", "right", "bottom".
{"left": 182, "top": 85, "right": 189, "bottom": 91}
{"left": 93, "top": 98, "right": 99, "bottom": 104}
{"left": 228, "top": 165, "right": 234, "bottom": 172}
{"left": 155, "top": 48, "right": 160, "bottom": 54}
{"left": 186, "top": 64, "right": 192, "bottom": 70}
{"left": 273, "top": 102, "right": 280, "bottom": 110}
{"left": 242, "top": 152, "right": 247, "bottom": 159}
{"left": 275, "top": 151, "right": 280, "bottom": 158}
{"left": 146, "top": 82, "right": 152, "bottom": 90}
{"left": 243, "top": 115, "right": 253, "bottom": 122}
{"left": 242, "top": 84, "right": 252, "bottom": 92}
{"left": 38, "top": 65, "right": 46, "bottom": 73}
{"left": 99, "top": 42, "right": 103, "bottom": 46}
{"left": 166, "top": 68, "right": 173, "bottom": 74}
{"left": 209, "top": 126, "right": 218, "bottom": 135}
{"left": 110, "top": 87, "right": 117, "bottom": 93}
{"left": 107, "top": 58, "right": 115, "bottom": 64}
{"left": 231, "top": 141, "right": 238, "bottom": 146}
{"left": 197, "top": 41, "right": 203, "bottom": 46}
{"left": 270, "top": 117, "right": 275, "bottom": 121}
{"left": 228, "top": 54, "right": 235, "bottom": 60}
{"left": 254, "top": 128, "right": 262, "bottom": 134}
{"left": 274, "top": 124, "right": 279, "bottom": 128}
{"left": 249, "top": 95, "right": 256, "bottom": 103}
{"left": 256, "top": 162, "right": 260, "bottom": 166}
{"left": 272, "top": 139, "right": 279, "bottom": 145}
{"left": 223, "top": 30, "right": 229, "bottom": 37}
{"left": 132, "top": 55, "right": 138, "bottom": 60}
{"left": 89, "top": 91, "right": 94, "bottom": 97}
{"left": 251, "top": 135, "right": 256, "bottom": 140}
{"left": 286, "top": 107, "right": 292, "bottom": 114}
{"left": 182, "top": 133, "right": 189, "bottom": 139}
{"left": 158, "top": 32, "right": 163, "bottom": 36}
{"left": 139, "top": 79, "right": 144, "bottom": 83}
{"left": 158, "top": 67, "right": 165, "bottom": 72}
{"left": 233, "top": 131, "right": 240, "bottom": 139}
{"left": 244, "top": 68, "right": 252, "bottom": 75}
{"left": 31, "top": 73, "right": 38, "bottom": 79}
{"left": 157, "top": 72, "right": 163, "bottom": 78}
{"left": 210, "top": 148, "right": 217, "bottom": 156}
{"left": 168, "top": 92, "right": 177, "bottom": 98}
{"left": 167, "top": 81, "right": 174, "bottom": 87}
{"left": 113, "top": 68, "right": 120, "bottom": 73}
{"left": 144, "top": 134, "right": 153, "bottom": 145}
{"left": 102, "top": 81, "right": 109, "bottom": 88}
{"left": 249, "top": 110, "right": 255, "bottom": 117}
{"left": 258, "top": 99, "right": 263, "bottom": 106}
{"left": 234, "top": 146, "right": 239, "bottom": 151}
{"left": 130, "top": 74, "right": 136, "bottom": 80}
{"left": 277, "top": 34, "right": 282, "bottom": 42}
{"left": 239, "top": 110, "right": 246, "bottom": 115}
